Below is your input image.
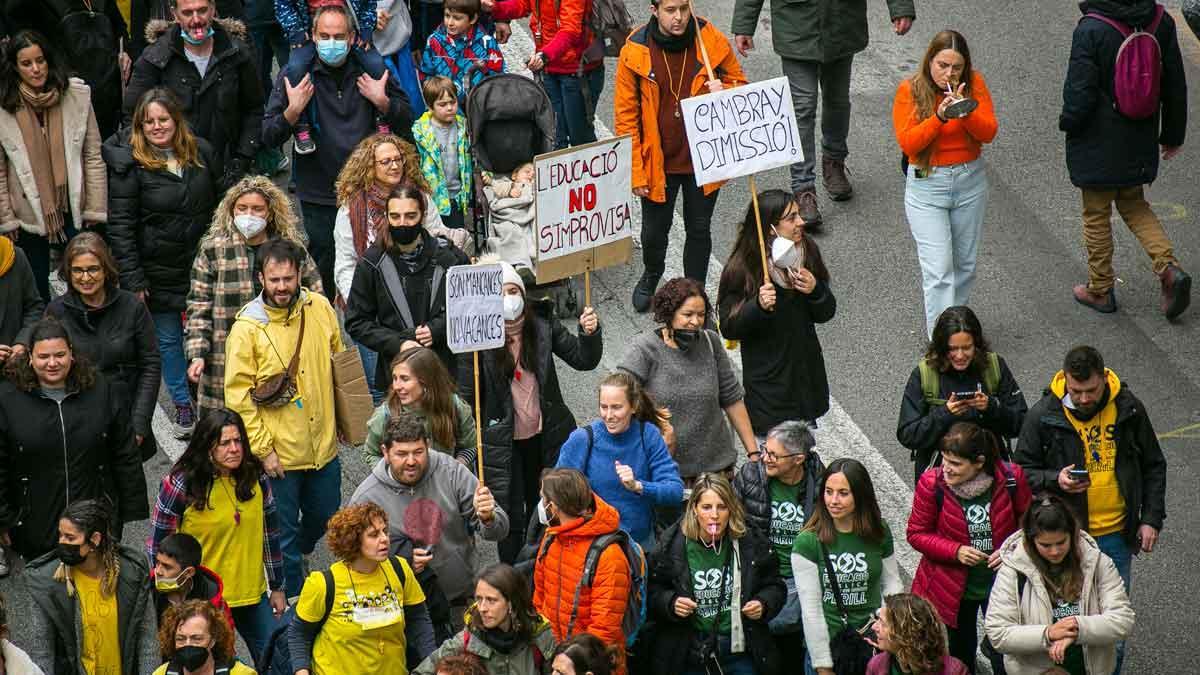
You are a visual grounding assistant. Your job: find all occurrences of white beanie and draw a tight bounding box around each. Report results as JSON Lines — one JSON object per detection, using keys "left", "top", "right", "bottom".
{"left": 500, "top": 261, "right": 526, "bottom": 295}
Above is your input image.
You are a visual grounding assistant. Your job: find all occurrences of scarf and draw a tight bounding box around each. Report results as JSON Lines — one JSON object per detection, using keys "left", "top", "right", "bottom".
{"left": 0, "top": 236, "right": 14, "bottom": 276}
{"left": 947, "top": 470, "right": 994, "bottom": 501}
{"left": 16, "top": 84, "right": 68, "bottom": 243}
{"left": 767, "top": 258, "right": 793, "bottom": 289}
{"left": 476, "top": 626, "right": 521, "bottom": 654}
{"left": 730, "top": 538, "right": 745, "bottom": 653}
{"left": 348, "top": 182, "right": 392, "bottom": 256}
{"left": 649, "top": 14, "right": 697, "bottom": 52}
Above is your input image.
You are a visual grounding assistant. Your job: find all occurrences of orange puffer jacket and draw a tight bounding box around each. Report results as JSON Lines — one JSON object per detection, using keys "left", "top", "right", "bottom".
{"left": 533, "top": 495, "right": 631, "bottom": 666}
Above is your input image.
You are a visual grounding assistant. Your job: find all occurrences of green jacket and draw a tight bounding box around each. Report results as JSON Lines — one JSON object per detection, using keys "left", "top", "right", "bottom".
{"left": 412, "top": 111, "right": 473, "bottom": 217}
{"left": 413, "top": 619, "right": 557, "bottom": 675}
{"left": 363, "top": 395, "right": 479, "bottom": 464}
{"left": 731, "top": 0, "right": 916, "bottom": 63}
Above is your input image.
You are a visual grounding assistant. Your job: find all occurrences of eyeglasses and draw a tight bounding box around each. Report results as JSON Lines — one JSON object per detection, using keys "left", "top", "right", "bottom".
{"left": 757, "top": 441, "right": 802, "bottom": 461}
{"left": 69, "top": 266, "right": 103, "bottom": 278}
{"left": 376, "top": 157, "right": 404, "bottom": 167}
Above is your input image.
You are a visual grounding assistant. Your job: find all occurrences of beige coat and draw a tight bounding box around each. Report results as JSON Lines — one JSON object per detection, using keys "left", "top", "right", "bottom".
{"left": 0, "top": 78, "right": 107, "bottom": 236}
{"left": 985, "top": 530, "right": 1135, "bottom": 675}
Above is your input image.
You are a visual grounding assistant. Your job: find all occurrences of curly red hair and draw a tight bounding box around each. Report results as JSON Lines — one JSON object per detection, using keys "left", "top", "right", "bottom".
{"left": 326, "top": 502, "right": 390, "bottom": 561}
{"left": 157, "top": 599, "right": 235, "bottom": 662}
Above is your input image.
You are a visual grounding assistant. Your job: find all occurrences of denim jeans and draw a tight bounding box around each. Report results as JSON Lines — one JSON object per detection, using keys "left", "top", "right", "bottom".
{"left": 230, "top": 593, "right": 279, "bottom": 665}
{"left": 640, "top": 174, "right": 719, "bottom": 284}
{"left": 271, "top": 455, "right": 343, "bottom": 596}
{"left": 542, "top": 66, "right": 604, "bottom": 149}
{"left": 683, "top": 635, "right": 756, "bottom": 675}
{"left": 904, "top": 159, "right": 989, "bottom": 336}
{"left": 356, "top": 341, "right": 384, "bottom": 407}
{"left": 780, "top": 56, "right": 853, "bottom": 191}
{"left": 770, "top": 576, "right": 807, "bottom": 666}
{"left": 1096, "top": 532, "right": 1132, "bottom": 674}
{"left": 151, "top": 311, "right": 192, "bottom": 405}
{"left": 301, "top": 201, "right": 338, "bottom": 299}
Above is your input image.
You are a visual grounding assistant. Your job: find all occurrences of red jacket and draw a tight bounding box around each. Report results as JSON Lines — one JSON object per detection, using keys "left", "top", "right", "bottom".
{"left": 907, "top": 463, "right": 1032, "bottom": 627}
{"left": 493, "top": 0, "right": 598, "bottom": 75}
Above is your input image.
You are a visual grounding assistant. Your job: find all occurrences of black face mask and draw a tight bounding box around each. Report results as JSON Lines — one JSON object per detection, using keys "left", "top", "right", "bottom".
{"left": 673, "top": 328, "right": 701, "bottom": 352}
{"left": 57, "top": 542, "right": 87, "bottom": 566}
{"left": 391, "top": 226, "right": 421, "bottom": 245}
{"left": 176, "top": 645, "right": 210, "bottom": 671}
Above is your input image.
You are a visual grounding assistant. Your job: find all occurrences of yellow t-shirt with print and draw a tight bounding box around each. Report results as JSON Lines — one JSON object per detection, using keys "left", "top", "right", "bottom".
{"left": 73, "top": 569, "right": 122, "bottom": 675}
{"left": 1055, "top": 369, "right": 1127, "bottom": 536}
{"left": 180, "top": 476, "right": 268, "bottom": 606}
{"left": 295, "top": 558, "right": 426, "bottom": 675}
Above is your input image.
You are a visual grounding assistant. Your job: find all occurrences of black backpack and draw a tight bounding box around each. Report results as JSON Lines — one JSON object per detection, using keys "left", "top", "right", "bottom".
{"left": 48, "top": 0, "right": 120, "bottom": 87}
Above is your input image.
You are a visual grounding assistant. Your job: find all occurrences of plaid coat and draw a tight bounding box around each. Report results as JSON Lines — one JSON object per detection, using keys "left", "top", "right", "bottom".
{"left": 419, "top": 24, "right": 504, "bottom": 103}
{"left": 185, "top": 233, "right": 322, "bottom": 414}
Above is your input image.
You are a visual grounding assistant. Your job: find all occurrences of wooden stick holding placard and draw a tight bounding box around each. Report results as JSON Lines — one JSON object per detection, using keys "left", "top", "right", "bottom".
{"left": 584, "top": 270, "right": 592, "bottom": 307}
{"left": 690, "top": 2, "right": 715, "bottom": 80}
{"left": 473, "top": 351, "right": 484, "bottom": 483}
{"left": 747, "top": 176, "right": 770, "bottom": 284}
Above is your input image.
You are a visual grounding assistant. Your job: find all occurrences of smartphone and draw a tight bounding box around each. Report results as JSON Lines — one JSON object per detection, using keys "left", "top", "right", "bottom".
{"left": 953, "top": 390, "right": 980, "bottom": 399}
{"left": 1068, "top": 469, "right": 1090, "bottom": 480}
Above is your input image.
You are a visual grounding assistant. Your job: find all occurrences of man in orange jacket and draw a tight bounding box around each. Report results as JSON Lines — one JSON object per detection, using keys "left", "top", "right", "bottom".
{"left": 614, "top": 0, "right": 747, "bottom": 312}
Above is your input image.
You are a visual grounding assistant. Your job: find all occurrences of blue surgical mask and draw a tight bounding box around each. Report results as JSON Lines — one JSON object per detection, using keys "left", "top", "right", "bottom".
{"left": 316, "top": 39, "right": 350, "bottom": 66}
{"left": 180, "top": 26, "right": 214, "bottom": 46}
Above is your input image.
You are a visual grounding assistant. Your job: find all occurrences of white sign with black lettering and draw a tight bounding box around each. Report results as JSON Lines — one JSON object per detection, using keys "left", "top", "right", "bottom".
{"left": 535, "top": 137, "right": 634, "bottom": 262}
{"left": 681, "top": 77, "right": 803, "bottom": 185}
{"left": 445, "top": 264, "right": 505, "bottom": 354}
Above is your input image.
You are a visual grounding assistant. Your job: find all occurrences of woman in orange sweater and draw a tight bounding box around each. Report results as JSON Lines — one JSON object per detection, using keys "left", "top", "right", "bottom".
{"left": 893, "top": 30, "right": 997, "bottom": 338}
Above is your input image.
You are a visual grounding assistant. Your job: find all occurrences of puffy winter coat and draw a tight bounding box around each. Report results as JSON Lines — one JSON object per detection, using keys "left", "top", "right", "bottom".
{"left": 645, "top": 523, "right": 785, "bottom": 674}
{"left": 985, "top": 530, "right": 1134, "bottom": 675}
{"left": 733, "top": 451, "right": 824, "bottom": 537}
{"left": 613, "top": 18, "right": 747, "bottom": 205}
{"left": 413, "top": 620, "right": 557, "bottom": 675}
{"left": 532, "top": 495, "right": 631, "bottom": 649}
{"left": 1059, "top": 0, "right": 1188, "bottom": 188}
{"left": 102, "top": 131, "right": 220, "bottom": 314}
{"left": 25, "top": 543, "right": 159, "bottom": 675}
{"left": 0, "top": 373, "right": 149, "bottom": 560}
{"left": 907, "top": 463, "right": 1032, "bottom": 628}
{"left": 123, "top": 18, "right": 264, "bottom": 180}
{"left": 731, "top": 0, "right": 915, "bottom": 63}
{"left": 39, "top": 287, "right": 162, "bottom": 458}
{"left": 492, "top": 0, "right": 597, "bottom": 75}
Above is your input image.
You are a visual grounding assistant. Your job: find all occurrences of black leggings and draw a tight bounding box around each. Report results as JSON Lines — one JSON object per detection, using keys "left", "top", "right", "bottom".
{"left": 498, "top": 434, "right": 544, "bottom": 564}
{"left": 947, "top": 595, "right": 1006, "bottom": 674}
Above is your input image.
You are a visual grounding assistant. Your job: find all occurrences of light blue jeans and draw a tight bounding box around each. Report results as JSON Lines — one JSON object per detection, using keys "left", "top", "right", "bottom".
{"left": 1096, "top": 532, "right": 1132, "bottom": 674}
{"left": 151, "top": 311, "right": 191, "bottom": 405}
{"left": 904, "top": 159, "right": 989, "bottom": 336}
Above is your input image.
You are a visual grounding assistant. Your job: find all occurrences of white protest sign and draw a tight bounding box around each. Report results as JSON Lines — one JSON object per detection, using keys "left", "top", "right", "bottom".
{"left": 445, "top": 264, "right": 505, "bottom": 354}
{"left": 681, "top": 77, "right": 803, "bottom": 185}
{"left": 535, "top": 136, "right": 633, "bottom": 262}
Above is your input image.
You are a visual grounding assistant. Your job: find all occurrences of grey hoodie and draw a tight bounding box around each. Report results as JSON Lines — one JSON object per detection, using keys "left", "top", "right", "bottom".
{"left": 350, "top": 451, "right": 510, "bottom": 603}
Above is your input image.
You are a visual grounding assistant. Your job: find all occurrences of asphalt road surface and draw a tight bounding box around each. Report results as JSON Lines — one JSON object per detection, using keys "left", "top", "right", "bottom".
{"left": 4, "top": 1, "right": 1199, "bottom": 671}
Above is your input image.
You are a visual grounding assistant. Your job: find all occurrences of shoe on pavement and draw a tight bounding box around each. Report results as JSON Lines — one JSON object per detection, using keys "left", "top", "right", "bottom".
{"left": 822, "top": 156, "right": 853, "bottom": 201}
{"left": 273, "top": 153, "right": 291, "bottom": 175}
{"left": 1159, "top": 263, "right": 1192, "bottom": 320}
{"left": 632, "top": 274, "right": 659, "bottom": 313}
{"left": 293, "top": 125, "right": 317, "bottom": 155}
{"left": 1073, "top": 284, "right": 1117, "bottom": 313}
{"left": 794, "top": 188, "right": 823, "bottom": 232}
{"left": 174, "top": 403, "right": 196, "bottom": 440}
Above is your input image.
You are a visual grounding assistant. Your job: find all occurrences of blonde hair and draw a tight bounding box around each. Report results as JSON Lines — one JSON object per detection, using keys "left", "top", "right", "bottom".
{"left": 204, "top": 175, "right": 305, "bottom": 245}
{"left": 130, "top": 88, "right": 203, "bottom": 172}
{"left": 335, "top": 134, "right": 430, "bottom": 207}
{"left": 680, "top": 473, "right": 747, "bottom": 541}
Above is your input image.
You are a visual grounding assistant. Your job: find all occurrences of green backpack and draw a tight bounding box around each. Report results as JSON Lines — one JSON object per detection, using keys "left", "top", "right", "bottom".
{"left": 918, "top": 352, "right": 1002, "bottom": 406}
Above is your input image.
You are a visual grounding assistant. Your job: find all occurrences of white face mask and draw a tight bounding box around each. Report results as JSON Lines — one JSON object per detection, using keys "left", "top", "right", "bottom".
{"left": 770, "top": 233, "right": 803, "bottom": 270}
{"left": 234, "top": 214, "right": 268, "bottom": 239}
{"left": 502, "top": 294, "right": 525, "bottom": 321}
{"left": 537, "top": 499, "right": 550, "bottom": 525}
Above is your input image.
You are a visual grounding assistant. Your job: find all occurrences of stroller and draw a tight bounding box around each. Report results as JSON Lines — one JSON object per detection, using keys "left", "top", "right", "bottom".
{"left": 466, "top": 72, "right": 580, "bottom": 319}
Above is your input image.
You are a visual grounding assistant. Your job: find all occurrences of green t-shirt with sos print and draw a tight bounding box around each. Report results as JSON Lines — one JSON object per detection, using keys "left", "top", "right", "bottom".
{"left": 962, "top": 492, "right": 995, "bottom": 600}
{"left": 793, "top": 522, "right": 894, "bottom": 638}
{"left": 1052, "top": 597, "right": 1086, "bottom": 675}
{"left": 686, "top": 538, "right": 733, "bottom": 634}
{"left": 768, "top": 478, "right": 807, "bottom": 576}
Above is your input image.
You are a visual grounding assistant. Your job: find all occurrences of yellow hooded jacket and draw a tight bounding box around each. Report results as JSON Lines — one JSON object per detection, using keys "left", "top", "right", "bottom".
{"left": 1050, "top": 368, "right": 1126, "bottom": 535}
{"left": 224, "top": 289, "right": 345, "bottom": 470}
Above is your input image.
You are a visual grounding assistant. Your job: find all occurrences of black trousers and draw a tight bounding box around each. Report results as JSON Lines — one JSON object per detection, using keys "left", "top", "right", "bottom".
{"left": 498, "top": 434, "right": 544, "bottom": 564}
{"left": 948, "top": 595, "right": 1006, "bottom": 674}
{"left": 640, "top": 174, "right": 718, "bottom": 284}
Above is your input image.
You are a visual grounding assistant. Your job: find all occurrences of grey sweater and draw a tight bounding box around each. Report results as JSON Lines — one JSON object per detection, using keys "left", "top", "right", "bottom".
{"left": 618, "top": 328, "right": 744, "bottom": 477}
{"left": 350, "top": 451, "right": 510, "bottom": 603}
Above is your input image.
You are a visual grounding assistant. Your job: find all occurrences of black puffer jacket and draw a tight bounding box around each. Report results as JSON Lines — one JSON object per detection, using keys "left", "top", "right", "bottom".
{"left": 733, "top": 451, "right": 824, "bottom": 536}
{"left": 41, "top": 287, "right": 162, "bottom": 458}
{"left": 1059, "top": 0, "right": 1188, "bottom": 188}
{"left": 646, "top": 523, "right": 785, "bottom": 674}
{"left": 344, "top": 231, "right": 469, "bottom": 390}
{"left": 103, "top": 131, "right": 219, "bottom": 314}
{"left": 0, "top": 373, "right": 149, "bottom": 559}
{"left": 0, "top": 245, "right": 42, "bottom": 348}
{"left": 123, "top": 17, "right": 263, "bottom": 181}
{"left": 1015, "top": 380, "right": 1167, "bottom": 547}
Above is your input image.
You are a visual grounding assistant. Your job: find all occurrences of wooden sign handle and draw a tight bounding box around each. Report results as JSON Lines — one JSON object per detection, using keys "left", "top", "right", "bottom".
{"left": 748, "top": 175, "right": 769, "bottom": 285}
{"left": 474, "top": 351, "right": 484, "bottom": 484}
{"left": 690, "top": 1, "right": 716, "bottom": 81}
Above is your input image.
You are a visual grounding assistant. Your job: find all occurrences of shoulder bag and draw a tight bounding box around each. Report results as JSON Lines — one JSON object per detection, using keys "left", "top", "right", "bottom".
{"left": 250, "top": 309, "right": 305, "bottom": 407}
{"left": 818, "top": 542, "right": 875, "bottom": 675}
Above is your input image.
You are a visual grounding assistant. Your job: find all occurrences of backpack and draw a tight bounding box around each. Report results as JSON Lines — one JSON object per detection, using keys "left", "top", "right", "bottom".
{"left": 932, "top": 461, "right": 1020, "bottom": 515}
{"left": 562, "top": 530, "right": 648, "bottom": 648}
{"left": 48, "top": 0, "right": 120, "bottom": 87}
{"left": 918, "top": 352, "right": 1002, "bottom": 407}
{"left": 1084, "top": 4, "right": 1166, "bottom": 120}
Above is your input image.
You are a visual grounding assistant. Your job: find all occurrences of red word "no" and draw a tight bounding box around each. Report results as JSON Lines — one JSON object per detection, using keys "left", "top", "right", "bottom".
{"left": 568, "top": 184, "right": 598, "bottom": 214}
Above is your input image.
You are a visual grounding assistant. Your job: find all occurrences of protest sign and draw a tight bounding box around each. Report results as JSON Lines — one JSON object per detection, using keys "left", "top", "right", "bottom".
{"left": 681, "top": 77, "right": 803, "bottom": 185}
{"left": 446, "top": 263, "right": 505, "bottom": 355}
{"left": 533, "top": 136, "right": 634, "bottom": 286}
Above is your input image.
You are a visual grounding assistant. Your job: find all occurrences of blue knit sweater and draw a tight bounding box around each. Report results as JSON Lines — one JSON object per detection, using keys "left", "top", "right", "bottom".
{"left": 555, "top": 419, "right": 683, "bottom": 545}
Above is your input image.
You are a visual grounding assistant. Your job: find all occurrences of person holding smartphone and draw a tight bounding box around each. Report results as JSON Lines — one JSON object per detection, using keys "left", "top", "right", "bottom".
{"left": 897, "top": 306, "right": 1028, "bottom": 480}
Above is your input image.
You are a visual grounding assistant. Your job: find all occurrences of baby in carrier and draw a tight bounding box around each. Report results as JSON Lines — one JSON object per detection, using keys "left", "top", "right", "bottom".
{"left": 484, "top": 161, "right": 536, "bottom": 270}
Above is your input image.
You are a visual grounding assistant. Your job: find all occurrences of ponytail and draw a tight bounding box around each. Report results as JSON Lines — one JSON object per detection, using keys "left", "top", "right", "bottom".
{"left": 599, "top": 371, "right": 668, "bottom": 435}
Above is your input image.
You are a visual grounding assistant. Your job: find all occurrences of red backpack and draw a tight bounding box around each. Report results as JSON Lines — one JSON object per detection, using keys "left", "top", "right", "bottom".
{"left": 1084, "top": 3, "right": 1166, "bottom": 120}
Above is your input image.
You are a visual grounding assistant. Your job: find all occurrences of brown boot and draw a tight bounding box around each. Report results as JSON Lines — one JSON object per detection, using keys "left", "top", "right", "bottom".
{"left": 1073, "top": 284, "right": 1117, "bottom": 313}
{"left": 1158, "top": 263, "right": 1191, "bottom": 319}
{"left": 794, "top": 188, "right": 823, "bottom": 231}
{"left": 822, "top": 156, "right": 853, "bottom": 201}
